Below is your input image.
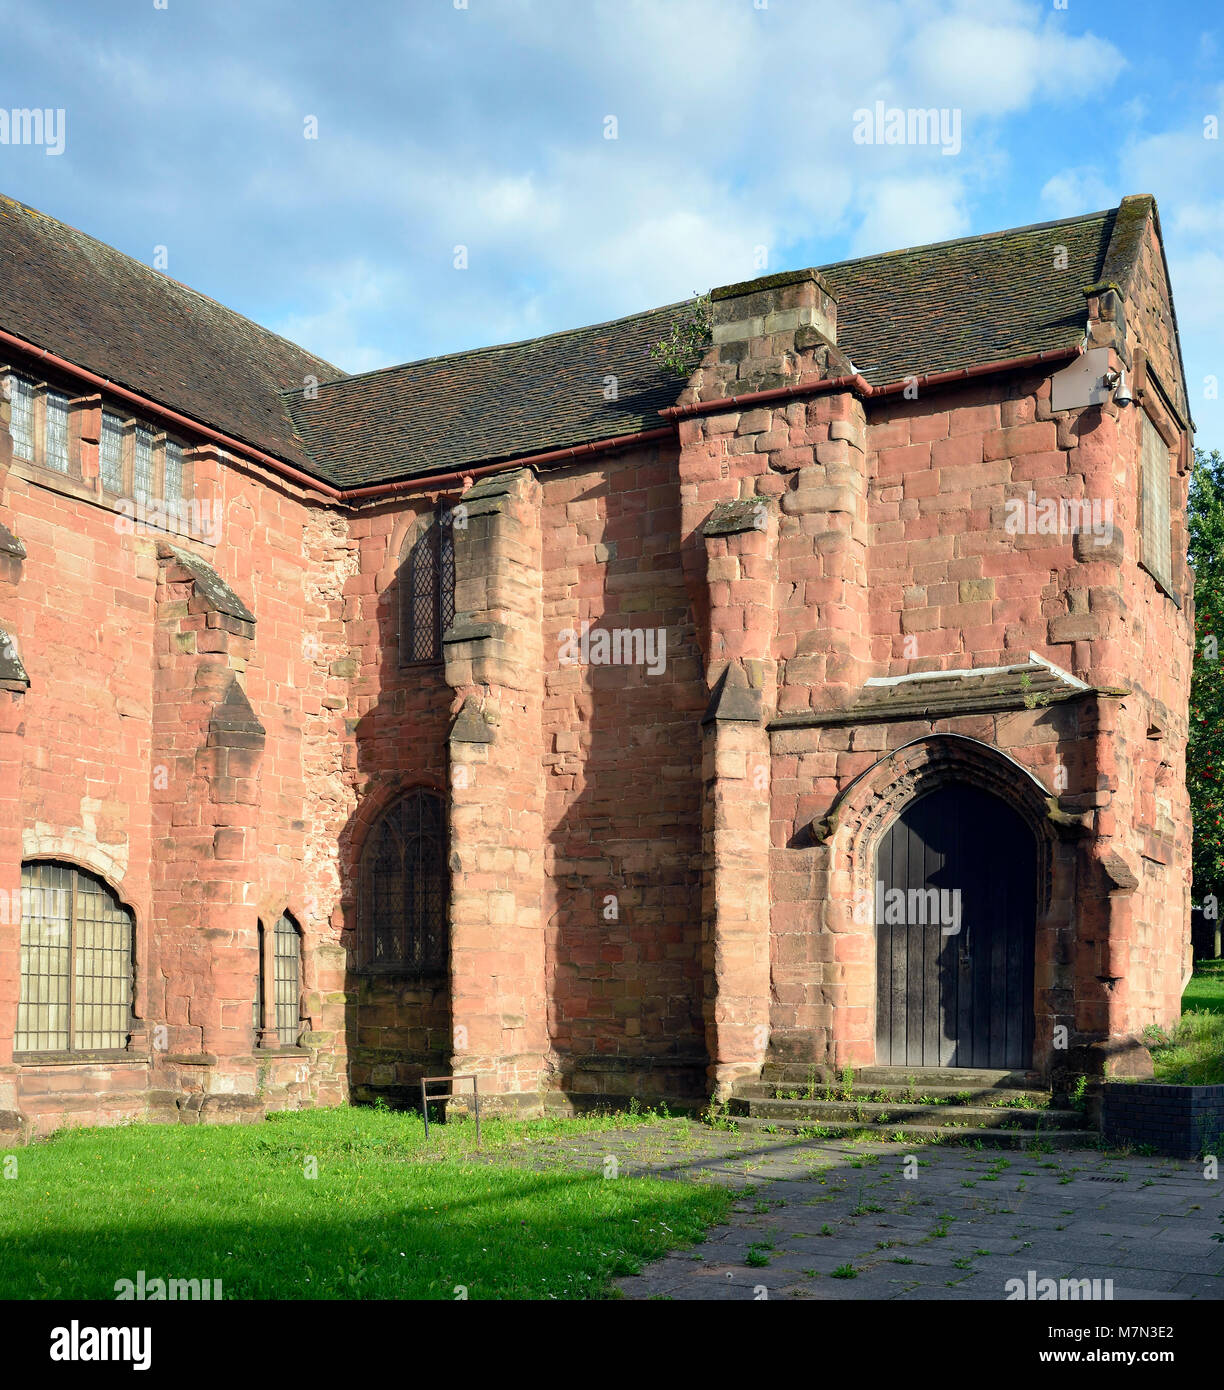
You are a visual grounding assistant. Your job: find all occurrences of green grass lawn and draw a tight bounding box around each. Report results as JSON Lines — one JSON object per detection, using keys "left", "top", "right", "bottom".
{"left": 0, "top": 1106, "right": 731, "bottom": 1300}
{"left": 1182, "top": 958, "right": 1224, "bottom": 1015}
{"left": 1150, "top": 959, "right": 1224, "bottom": 1085}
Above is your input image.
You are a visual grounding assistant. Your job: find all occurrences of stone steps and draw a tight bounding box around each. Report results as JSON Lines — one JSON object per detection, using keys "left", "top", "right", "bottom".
{"left": 737, "top": 1081, "right": 1054, "bottom": 1106}
{"left": 731, "top": 1097, "right": 1079, "bottom": 1129}
{"left": 726, "top": 1113, "right": 1097, "bottom": 1149}
{"left": 759, "top": 1063, "right": 1043, "bottom": 1089}
{"left": 725, "top": 1064, "right": 1094, "bottom": 1149}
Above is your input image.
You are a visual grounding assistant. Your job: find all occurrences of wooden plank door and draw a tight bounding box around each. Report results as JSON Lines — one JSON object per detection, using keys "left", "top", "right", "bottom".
{"left": 874, "top": 784, "right": 1036, "bottom": 1069}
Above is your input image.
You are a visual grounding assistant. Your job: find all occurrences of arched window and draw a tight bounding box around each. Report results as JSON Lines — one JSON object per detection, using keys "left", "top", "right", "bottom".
{"left": 399, "top": 509, "right": 455, "bottom": 664}
{"left": 252, "top": 923, "right": 264, "bottom": 1039}
{"left": 254, "top": 913, "right": 303, "bottom": 1046}
{"left": 16, "top": 861, "right": 134, "bottom": 1054}
{"left": 358, "top": 790, "right": 448, "bottom": 973}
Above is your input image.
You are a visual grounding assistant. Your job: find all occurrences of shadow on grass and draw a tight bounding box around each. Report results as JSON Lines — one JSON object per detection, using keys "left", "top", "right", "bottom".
{"left": 0, "top": 1158, "right": 731, "bottom": 1301}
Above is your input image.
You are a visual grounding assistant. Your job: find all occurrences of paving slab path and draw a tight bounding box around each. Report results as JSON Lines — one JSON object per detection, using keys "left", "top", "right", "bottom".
{"left": 492, "top": 1120, "right": 1224, "bottom": 1301}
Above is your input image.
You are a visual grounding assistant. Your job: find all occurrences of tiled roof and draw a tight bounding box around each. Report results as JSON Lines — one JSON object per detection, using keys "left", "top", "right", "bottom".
{"left": 0, "top": 194, "right": 341, "bottom": 470}
{"left": 0, "top": 195, "right": 1136, "bottom": 489}
{"left": 286, "top": 302, "right": 685, "bottom": 488}
{"left": 287, "top": 207, "right": 1121, "bottom": 486}
{"left": 821, "top": 207, "right": 1117, "bottom": 383}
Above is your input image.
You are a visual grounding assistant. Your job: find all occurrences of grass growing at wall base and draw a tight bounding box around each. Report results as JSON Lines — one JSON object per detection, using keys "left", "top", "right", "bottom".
{"left": 0, "top": 1106, "right": 730, "bottom": 1300}
{"left": 1149, "top": 960, "right": 1224, "bottom": 1085}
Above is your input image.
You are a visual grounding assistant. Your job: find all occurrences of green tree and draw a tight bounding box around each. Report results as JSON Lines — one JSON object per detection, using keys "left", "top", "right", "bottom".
{"left": 1188, "top": 446, "right": 1224, "bottom": 955}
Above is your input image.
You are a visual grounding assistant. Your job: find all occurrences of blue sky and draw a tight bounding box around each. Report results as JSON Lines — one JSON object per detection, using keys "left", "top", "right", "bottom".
{"left": 0, "top": 0, "right": 1220, "bottom": 443}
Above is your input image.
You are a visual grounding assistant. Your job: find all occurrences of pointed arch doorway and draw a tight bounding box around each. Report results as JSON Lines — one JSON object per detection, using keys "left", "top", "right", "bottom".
{"left": 874, "top": 783, "right": 1036, "bottom": 1069}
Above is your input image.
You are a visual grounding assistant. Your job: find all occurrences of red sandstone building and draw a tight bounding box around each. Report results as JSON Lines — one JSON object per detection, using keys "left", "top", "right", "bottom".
{"left": 0, "top": 192, "right": 1193, "bottom": 1137}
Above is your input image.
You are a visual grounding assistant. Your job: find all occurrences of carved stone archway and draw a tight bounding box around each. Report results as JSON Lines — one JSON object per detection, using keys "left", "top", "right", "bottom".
{"left": 812, "top": 734, "right": 1084, "bottom": 1075}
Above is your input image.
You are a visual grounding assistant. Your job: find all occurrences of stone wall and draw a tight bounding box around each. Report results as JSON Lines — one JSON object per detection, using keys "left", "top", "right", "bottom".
{"left": 341, "top": 499, "right": 454, "bottom": 1103}
{"left": 0, "top": 364, "right": 354, "bottom": 1135}
{"left": 668, "top": 202, "right": 1191, "bottom": 1087}
{"left": 0, "top": 195, "right": 1195, "bottom": 1131}
{"left": 539, "top": 449, "right": 708, "bottom": 1105}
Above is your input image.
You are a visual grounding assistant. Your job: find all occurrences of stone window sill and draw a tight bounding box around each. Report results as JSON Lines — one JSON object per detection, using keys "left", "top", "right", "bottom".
{"left": 355, "top": 967, "right": 448, "bottom": 982}
{"left": 13, "top": 1050, "right": 150, "bottom": 1067}
{"left": 1138, "top": 556, "right": 1181, "bottom": 608}
{"left": 8, "top": 458, "right": 212, "bottom": 548}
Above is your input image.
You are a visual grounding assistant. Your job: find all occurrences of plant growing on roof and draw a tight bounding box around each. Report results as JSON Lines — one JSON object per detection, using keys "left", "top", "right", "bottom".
{"left": 650, "top": 293, "right": 712, "bottom": 378}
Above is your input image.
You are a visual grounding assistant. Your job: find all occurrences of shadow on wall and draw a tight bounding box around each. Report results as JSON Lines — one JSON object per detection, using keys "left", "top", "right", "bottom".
{"left": 339, "top": 523, "right": 453, "bottom": 1110}
{"left": 542, "top": 454, "right": 710, "bottom": 1109}
{"left": 331, "top": 462, "right": 715, "bottom": 1114}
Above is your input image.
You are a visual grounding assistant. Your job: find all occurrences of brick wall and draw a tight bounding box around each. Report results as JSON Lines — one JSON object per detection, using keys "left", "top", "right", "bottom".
{"left": 1102, "top": 1083, "right": 1224, "bottom": 1158}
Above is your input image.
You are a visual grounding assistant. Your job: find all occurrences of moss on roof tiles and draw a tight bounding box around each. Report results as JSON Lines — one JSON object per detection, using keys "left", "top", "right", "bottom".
{"left": 285, "top": 301, "right": 685, "bottom": 487}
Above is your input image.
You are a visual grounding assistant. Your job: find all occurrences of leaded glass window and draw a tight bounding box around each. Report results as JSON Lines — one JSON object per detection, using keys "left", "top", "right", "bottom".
{"left": 163, "top": 439, "right": 184, "bottom": 502}
{"left": 44, "top": 391, "right": 69, "bottom": 472}
{"left": 100, "top": 413, "right": 125, "bottom": 494}
{"left": 7, "top": 375, "right": 34, "bottom": 460}
{"left": 133, "top": 425, "right": 155, "bottom": 499}
{"left": 358, "top": 791, "right": 448, "bottom": 973}
{"left": 253, "top": 922, "right": 264, "bottom": 1038}
{"left": 16, "top": 862, "right": 133, "bottom": 1054}
{"left": 1140, "top": 413, "right": 1172, "bottom": 594}
{"left": 273, "top": 914, "right": 301, "bottom": 1045}
{"left": 399, "top": 510, "right": 455, "bottom": 664}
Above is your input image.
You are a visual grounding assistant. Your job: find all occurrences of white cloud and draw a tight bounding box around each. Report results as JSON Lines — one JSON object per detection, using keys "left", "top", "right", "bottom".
{"left": 1161, "top": 248, "right": 1224, "bottom": 342}
{"left": 2, "top": 0, "right": 1134, "bottom": 376}
{"left": 1040, "top": 167, "right": 1119, "bottom": 218}
{"left": 273, "top": 260, "right": 406, "bottom": 375}
{"left": 851, "top": 176, "right": 971, "bottom": 257}
{"left": 907, "top": 2, "right": 1126, "bottom": 116}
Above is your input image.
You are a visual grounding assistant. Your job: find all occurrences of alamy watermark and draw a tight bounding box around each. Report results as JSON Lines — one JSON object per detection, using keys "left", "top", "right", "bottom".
{"left": 114, "top": 496, "right": 222, "bottom": 545}
{"left": 852, "top": 101, "right": 961, "bottom": 156}
{"left": 1005, "top": 1271, "right": 1113, "bottom": 1300}
{"left": 49, "top": 1322, "right": 150, "bottom": 1371}
{"left": 854, "top": 881, "right": 962, "bottom": 935}
{"left": 0, "top": 885, "right": 69, "bottom": 929}
{"left": 557, "top": 621, "right": 667, "bottom": 676}
{"left": 115, "top": 1270, "right": 222, "bottom": 1301}
{"left": 0, "top": 107, "right": 65, "bottom": 156}
{"left": 1004, "top": 491, "right": 1115, "bottom": 545}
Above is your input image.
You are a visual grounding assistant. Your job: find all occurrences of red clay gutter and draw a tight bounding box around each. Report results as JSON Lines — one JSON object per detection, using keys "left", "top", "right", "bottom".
{"left": 658, "top": 345, "right": 1084, "bottom": 421}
